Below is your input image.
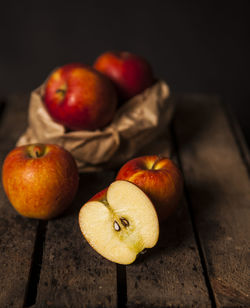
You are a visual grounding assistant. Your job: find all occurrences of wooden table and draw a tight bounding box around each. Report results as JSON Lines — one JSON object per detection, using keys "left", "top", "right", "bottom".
{"left": 0, "top": 94, "right": 249, "bottom": 308}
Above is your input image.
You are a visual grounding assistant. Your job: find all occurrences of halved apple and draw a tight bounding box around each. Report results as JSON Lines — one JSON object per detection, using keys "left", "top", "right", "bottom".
{"left": 79, "top": 180, "right": 159, "bottom": 264}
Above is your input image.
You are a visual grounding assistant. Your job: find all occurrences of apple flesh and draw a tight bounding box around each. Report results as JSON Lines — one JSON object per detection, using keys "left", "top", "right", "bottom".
{"left": 2, "top": 144, "right": 79, "bottom": 219}
{"left": 94, "top": 51, "right": 154, "bottom": 101}
{"left": 79, "top": 180, "right": 159, "bottom": 264}
{"left": 44, "top": 63, "right": 117, "bottom": 131}
{"left": 116, "top": 155, "right": 183, "bottom": 222}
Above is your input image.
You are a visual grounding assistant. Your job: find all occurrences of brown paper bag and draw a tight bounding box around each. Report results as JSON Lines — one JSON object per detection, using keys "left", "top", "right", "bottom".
{"left": 17, "top": 80, "right": 173, "bottom": 172}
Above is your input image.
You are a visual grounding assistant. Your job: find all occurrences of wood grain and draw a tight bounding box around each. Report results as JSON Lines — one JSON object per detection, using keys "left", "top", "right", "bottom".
{"left": 174, "top": 94, "right": 250, "bottom": 307}
{"left": 36, "top": 171, "right": 118, "bottom": 308}
{"left": 126, "top": 131, "right": 211, "bottom": 307}
{"left": 0, "top": 94, "right": 38, "bottom": 308}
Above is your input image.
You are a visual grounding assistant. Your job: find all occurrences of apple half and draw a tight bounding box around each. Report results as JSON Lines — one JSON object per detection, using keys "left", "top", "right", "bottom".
{"left": 79, "top": 180, "right": 159, "bottom": 264}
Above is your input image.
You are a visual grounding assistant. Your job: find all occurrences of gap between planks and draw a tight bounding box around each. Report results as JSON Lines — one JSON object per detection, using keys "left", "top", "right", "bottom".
{"left": 117, "top": 264, "right": 127, "bottom": 308}
{"left": 23, "top": 220, "right": 48, "bottom": 308}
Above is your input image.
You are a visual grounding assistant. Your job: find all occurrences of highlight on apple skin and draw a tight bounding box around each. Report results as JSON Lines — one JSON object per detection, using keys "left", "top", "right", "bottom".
{"left": 44, "top": 63, "right": 117, "bottom": 131}
{"left": 116, "top": 155, "right": 183, "bottom": 222}
{"left": 79, "top": 180, "right": 159, "bottom": 265}
{"left": 94, "top": 51, "right": 154, "bottom": 101}
{"left": 2, "top": 143, "right": 79, "bottom": 220}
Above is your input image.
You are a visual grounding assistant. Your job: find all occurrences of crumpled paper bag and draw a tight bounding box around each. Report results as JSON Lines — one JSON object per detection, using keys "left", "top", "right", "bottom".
{"left": 17, "top": 80, "right": 173, "bottom": 172}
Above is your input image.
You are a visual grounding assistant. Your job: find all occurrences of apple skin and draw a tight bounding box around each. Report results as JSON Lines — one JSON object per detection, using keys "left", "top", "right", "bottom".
{"left": 89, "top": 187, "right": 108, "bottom": 202}
{"left": 116, "top": 155, "right": 183, "bottom": 222}
{"left": 93, "top": 51, "right": 154, "bottom": 101}
{"left": 44, "top": 63, "right": 117, "bottom": 131}
{"left": 2, "top": 144, "right": 79, "bottom": 219}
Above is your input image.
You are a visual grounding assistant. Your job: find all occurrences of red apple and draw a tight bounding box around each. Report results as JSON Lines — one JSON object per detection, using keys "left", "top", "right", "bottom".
{"left": 116, "top": 155, "right": 183, "bottom": 222}
{"left": 44, "top": 63, "right": 117, "bottom": 131}
{"left": 2, "top": 144, "right": 79, "bottom": 219}
{"left": 79, "top": 180, "right": 159, "bottom": 264}
{"left": 93, "top": 51, "right": 154, "bottom": 101}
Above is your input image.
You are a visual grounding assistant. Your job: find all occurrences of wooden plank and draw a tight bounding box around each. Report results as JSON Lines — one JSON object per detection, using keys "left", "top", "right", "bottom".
{"left": 126, "top": 133, "right": 211, "bottom": 307}
{"left": 174, "top": 94, "right": 250, "bottom": 307}
{"left": 0, "top": 94, "right": 39, "bottom": 308}
{"left": 36, "top": 171, "right": 118, "bottom": 308}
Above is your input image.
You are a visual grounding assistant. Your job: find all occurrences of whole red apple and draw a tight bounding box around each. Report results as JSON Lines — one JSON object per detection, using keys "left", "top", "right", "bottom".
{"left": 93, "top": 51, "right": 154, "bottom": 101}
{"left": 44, "top": 63, "right": 117, "bottom": 131}
{"left": 2, "top": 144, "right": 79, "bottom": 219}
{"left": 116, "top": 155, "right": 183, "bottom": 222}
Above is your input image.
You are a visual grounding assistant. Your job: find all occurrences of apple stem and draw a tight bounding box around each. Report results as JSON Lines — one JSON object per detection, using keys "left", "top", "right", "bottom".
{"left": 56, "top": 89, "right": 66, "bottom": 96}
{"left": 28, "top": 144, "right": 45, "bottom": 159}
{"left": 151, "top": 156, "right": 162, "bottom": 170}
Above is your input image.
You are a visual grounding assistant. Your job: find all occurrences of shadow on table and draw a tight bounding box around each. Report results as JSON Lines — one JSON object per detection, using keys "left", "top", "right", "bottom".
{"left": 62, "top": 171, "right": 115, "bottom": 218}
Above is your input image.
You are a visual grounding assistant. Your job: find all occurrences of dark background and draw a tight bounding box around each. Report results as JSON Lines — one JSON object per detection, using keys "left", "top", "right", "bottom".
{"left": 1, "top": 1, "right": 249, "bottom": 144}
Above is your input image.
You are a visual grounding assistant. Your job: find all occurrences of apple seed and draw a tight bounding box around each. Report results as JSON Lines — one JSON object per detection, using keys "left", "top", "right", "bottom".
{"left": 114, "top": 220, "right": 121, "bottom": 231}
{"left": 120, "top": 217, "right": 129, "bottom": 228}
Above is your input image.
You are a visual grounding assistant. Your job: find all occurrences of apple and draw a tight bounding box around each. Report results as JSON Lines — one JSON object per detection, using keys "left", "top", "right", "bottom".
{"left": 44, "top": 63, "right": 117, "bottom": 131}
{"left": 79, "top": 180, "right": 159, "bottom": 264}
{"left": 2, "top": 143, "right": 79, "bottom": 219}
{"left": 116, "top": 155, "right": 183, "bottom": 222}
{"left": 93, "top": 51, "right": 154, "bottom": 101}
